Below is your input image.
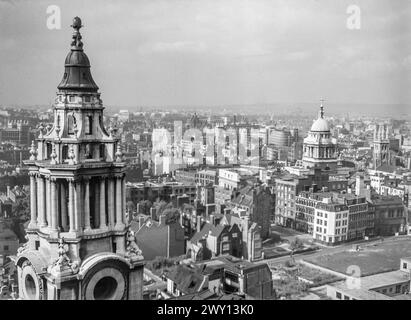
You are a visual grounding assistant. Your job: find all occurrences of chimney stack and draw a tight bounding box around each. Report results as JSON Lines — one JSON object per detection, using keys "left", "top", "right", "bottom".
{"left": 150, "top": 207, "right": 157, "bottom": 221}
{"left": 138, "top": 216, "right": 145, "bottom": 229}
{"left": 159, "top": 214, "right": 167, "bottom": 226}
{"left": 209, "top": 214, "right": 215, "bottom": 226}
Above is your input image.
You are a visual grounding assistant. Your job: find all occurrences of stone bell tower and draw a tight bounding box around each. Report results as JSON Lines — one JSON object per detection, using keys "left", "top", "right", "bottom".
{"left": 373, "top": 123, "right": 390, "bottom": 169}
{"left": 15, "top": 17, "right": 144, "bottom": 300}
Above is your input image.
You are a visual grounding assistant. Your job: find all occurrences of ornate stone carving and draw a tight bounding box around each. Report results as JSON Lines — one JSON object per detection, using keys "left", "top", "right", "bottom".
{"left": 68, "top": 145, "right": 76, "bottom": 165}
{"left": 17, "top": 234, "right": 30, "bottom": 256}
{"left": 38, "top": 123, "right": 44, "bottom": 139}
{"left": 48, "top": 238, "right": 79, "bottom": 275}
{"left": 115, "top": 144, "right": 123, "bottom": 162}
{"left": 29, "top": 141, "right": 37, "bottom": 161}
{"left": 125, "top": 229, "right": 143, "bottom": 261}
{"left": 50, "top": 145, "right": 58, "bottom": 164}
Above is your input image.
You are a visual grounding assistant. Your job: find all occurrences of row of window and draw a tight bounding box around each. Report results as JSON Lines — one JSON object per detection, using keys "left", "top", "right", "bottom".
{"left": 67, "top": 115, "right": 93, "bottom": 135}
{"left": 47, "top": 143, "right": 106, "bottom": 160}
{"left": 60, "top": 95, "right": 95, "bottom": 103}
{"left": 335, "top": 220, "right": 348, "bottom": 227}
{"left": 335, "top": 292, "right": 354, "bottom": 300}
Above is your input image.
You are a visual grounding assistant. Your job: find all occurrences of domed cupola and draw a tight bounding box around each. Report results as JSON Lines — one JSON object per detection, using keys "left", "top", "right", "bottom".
{"left": 310, "top": 103, "right": 330, "bottom": 132}
{"left": 302, "top": 100, "right": 338, "bottom": 171}
{"left": 57, "top": 17, "right": 99, "bottom": 92}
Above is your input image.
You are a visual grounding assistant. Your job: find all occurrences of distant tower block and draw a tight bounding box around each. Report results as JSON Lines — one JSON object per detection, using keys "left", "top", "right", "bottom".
{"left": 373, "top": 123, "right": 390, "bottom": 169}
{"left": 16, "top": 17, "right": 144, "bottom": 300}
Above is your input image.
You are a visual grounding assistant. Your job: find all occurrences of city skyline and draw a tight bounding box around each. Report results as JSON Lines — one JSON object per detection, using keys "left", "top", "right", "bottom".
{"left": 1, "top": 0, "right": 411, "bottom": 109}
{"left": 0, "top": 1, "right": 411, "bottom": 304}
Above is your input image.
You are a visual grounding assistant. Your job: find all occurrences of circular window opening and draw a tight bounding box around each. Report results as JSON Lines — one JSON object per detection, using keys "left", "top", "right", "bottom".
{"left": 24, "top": 274, "right": 37, "bottom": 300}
{"left": 93, "top": 276, "right": 118, "bottom": 300}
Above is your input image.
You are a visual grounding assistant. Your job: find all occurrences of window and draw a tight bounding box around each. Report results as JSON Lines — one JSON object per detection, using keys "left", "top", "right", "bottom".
{"left": 232, "top": 233, "right": 237, "bottom": 238}
{"left": 85, "top": 116, "right": 93, "bottom": 135}
{"left": 69, "top": 95, "right": 75, "bottom": 102}
{"left": 68, "top": 115, "right": 75, "bottom": 134}
{"left": 62, "top": 145, "right": 68, "bottom": 160}
{"left": 222, "top": 243, "right": 230, "bottom": 251}
{"left": 336, "top": 292, "right": 342, "bottom": 299}
{"left": 403, "top": 263, "right": 407, "bottom": 269}
{"left": 99, "top": 144, "right": 105, "bottom": 159}
{"left": 4, "top": 245, "right": 9, "bottom": 251}
{"left": 85, "top": 144, "right": 92, "bottom": 159}
{"left": 46, "top": 143, "right": 52, "bottom": 159}
{"left": 344, "top": 295, "right": 350, "bottom": 300}
{"left": 84, "top": 96, "right": 91, "bottom": 103}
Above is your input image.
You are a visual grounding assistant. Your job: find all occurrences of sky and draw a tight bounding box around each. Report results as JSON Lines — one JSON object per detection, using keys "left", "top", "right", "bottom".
{"left": 0, "top": 0, "right": 411, "bottom": 110}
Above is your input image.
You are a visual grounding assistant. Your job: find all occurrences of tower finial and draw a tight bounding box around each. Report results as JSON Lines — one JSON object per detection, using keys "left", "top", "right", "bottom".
{"left": 70, "top": 17, "right": 83, "bottom": 50}
{"left": 320, "top": 99, "right": 325, "bottom": 119}
{"left": 71, "top": 16, "right": 82, "bottom": 31}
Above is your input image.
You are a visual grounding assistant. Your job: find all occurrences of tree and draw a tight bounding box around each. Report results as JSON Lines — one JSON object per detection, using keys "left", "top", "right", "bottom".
{"left": 137, "top": 200, "right": 152, "bottom": 215}
{"left": 161, "top": 208, "right": 180, "bottom": 225}
{"left": 126, "top": 201, "right": 136, "bottom": 214}
{"left": 290, "top": 237, "right": 304, "bottom": 251}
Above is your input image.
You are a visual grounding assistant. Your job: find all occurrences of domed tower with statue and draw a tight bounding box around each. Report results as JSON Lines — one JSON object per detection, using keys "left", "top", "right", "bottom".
{"left": 302, "top": 100, "right": 338, "bottom": 171}
{"left": 14, "top": 17, "right": 144, "bottom": 300}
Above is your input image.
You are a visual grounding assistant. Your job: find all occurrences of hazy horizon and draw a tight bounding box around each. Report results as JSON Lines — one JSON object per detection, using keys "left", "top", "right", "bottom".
{"left": 1, "top": 0, "right": 411, "bottom": 110}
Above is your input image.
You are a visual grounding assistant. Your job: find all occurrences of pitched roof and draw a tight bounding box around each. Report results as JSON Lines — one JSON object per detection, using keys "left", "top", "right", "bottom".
{"left": 165, "top": 265, "right": 206, "bottom": 295}
{"left": 190, "top": 223, "right": 213, "bottom": 244}
{"left": 231, "top": 186, "right": 255, "bottom": 207}
{"left": 375, "top": 164, "right": 397, "bottom": 174}
{"left": 190, "top": 223, "right": 229, "bottom": 244}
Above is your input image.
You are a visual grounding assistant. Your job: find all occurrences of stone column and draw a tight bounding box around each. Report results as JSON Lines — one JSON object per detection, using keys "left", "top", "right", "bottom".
{"left": 122, "top": 176, "right": 127, "bottom": 224}
{"left": 107, "top": 177, "right": 115, "bottom": 228}
{"left": 60, "top": 182, "right": 68, "bottom": 232}
{"left": 115, "top": 174, "right": 125, "bottom": 229}
{"left": 68, "top": 179, "right": 75, "bottom": 232}
{"left": 50, "top": 178, "right": 59, "bottom": 232}
{"left": 46, "top": 177, "right": 51, "bottom": 228}
{"left": 84, "top": 177, "right": 91, "bottom": 231}
{"left": 94, "top": 179, "right": 100, "bottom": 228}
{"left": 74, "top": 180, "right": 82, "bottom": 232}
{"left": 37, "top": 175, "right": 47, "bottom": 227}
{"left": 99, "top": 177, "right": 107, "bottom": 229}
{"left": 28, "top": 172, "right": 37, "bottom": 229}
